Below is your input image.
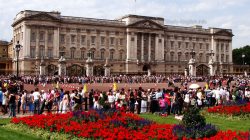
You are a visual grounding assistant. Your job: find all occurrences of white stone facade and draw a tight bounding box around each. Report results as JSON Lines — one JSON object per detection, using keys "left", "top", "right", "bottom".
{"left": 12, "top": 10, "right": 233, "bottom": 76}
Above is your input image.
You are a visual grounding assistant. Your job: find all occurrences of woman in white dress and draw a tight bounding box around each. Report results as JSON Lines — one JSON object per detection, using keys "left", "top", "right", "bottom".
{"left": 62, "top": 91, "right": 70, "bottom": 113}
{"left": 141, "top": 91, "right": 147, "bottom": 113}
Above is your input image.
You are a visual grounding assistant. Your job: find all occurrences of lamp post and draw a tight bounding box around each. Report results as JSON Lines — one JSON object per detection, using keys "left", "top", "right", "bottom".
{"left": 242, "top": 54, "right": 247, "bottom": 76}
{"left": 14, "top": 41, "right": 22, "bottom": 79}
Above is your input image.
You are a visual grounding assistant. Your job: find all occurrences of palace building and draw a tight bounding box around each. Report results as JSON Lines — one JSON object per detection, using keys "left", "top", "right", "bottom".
{"left": 12, "top": 10, "right": 233, "bottom": 76}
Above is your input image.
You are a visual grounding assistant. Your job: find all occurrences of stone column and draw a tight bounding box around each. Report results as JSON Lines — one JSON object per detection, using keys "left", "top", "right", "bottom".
{"left": 155, "top": 34, "right": 159, "bottom": 60}
{"left": 45, "top": 30, "right": 48, "bottom": 58}
{"left": 58, "top": 56, "right": 66, "bottom": 76}
{"left": 54, "top": 28, "right": 60, "bottom": 58}
{"left": 104, "top": 58, "right": 111, "bottom": 77}
{"left": 188, "top": 58, "right": 196, "bottom": 77}
{"left": 23, "top": 25, "right": 31, "bottom": 58}
{"left": 126, "top": 32, "right": 131, "bottom": 61}
{"left": 35, "top": 29, "right": 39, "bottom": 58}
{"left": 148, "top": 34, "right": 151, "bottom": 61}
{"left": 85, "top": 54, "right": 94, "bottom": 77}
{"left": 40, "top": 57, "right": 46, "bottom": 76}
{"left": 141, "top": 33, "right": 144, "bottom": 62}
{"left": 208, "top": 59, "right": 215, "bottom": 76}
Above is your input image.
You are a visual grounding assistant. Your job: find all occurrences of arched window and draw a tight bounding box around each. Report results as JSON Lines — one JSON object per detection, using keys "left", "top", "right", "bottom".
{"left": 39, "top": 46, "right": 45, "bottom": 58}
{"left": 70, "top": 47, "right": 76, "bottom": 59}
{"left": 100, "top": 49, "right": 105, "bottom": 60}
{"left": 110, "top": 49, "right": 115, "bottom": 60}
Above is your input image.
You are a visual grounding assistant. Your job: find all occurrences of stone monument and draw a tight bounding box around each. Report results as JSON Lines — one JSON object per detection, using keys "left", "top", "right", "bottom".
{"left": 39, "top": 57, "right": 46, "bottom": 76}
{"left": 58, "top": 56, "right": 66, "bottom": 76}
{"left": 86, "top": 52, "right": 94, "bottom": 77}
{"left": 104, "top": 58, "right": 111, "bottom": 77}
{"left": 188, "top": 49, "right": 196, "bottom": 77}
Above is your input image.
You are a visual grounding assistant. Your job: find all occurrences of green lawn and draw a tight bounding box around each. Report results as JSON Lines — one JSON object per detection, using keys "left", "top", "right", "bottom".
{"left": 140, "top": 113, "right": 250, "bottom": 131}
{"left": 0, "top": 127, "right": 43, "bottom": 140}
{"left": 0, "top": 118, "right": 42, "bottom": 140}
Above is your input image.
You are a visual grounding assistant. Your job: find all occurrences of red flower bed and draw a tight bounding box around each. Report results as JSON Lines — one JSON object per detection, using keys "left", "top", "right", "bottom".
{"left": 207, "top": 103, "right": 250, "bottom": 115}
{"left": 11, "top": 110, "right": 249, "bottom": 139}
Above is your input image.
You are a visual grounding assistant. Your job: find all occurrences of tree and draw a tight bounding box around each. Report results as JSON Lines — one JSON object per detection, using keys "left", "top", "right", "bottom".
{"left": 233, "top": 45, "right": 250, "bottom": 65}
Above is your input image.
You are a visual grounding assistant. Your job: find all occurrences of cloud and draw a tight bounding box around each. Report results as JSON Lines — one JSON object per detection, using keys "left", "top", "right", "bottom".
{"left": 0, "top": 0, "right": 249, "bottom": 48}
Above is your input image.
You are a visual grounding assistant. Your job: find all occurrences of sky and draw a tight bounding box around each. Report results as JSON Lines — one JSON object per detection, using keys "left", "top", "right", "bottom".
{"left": 0, "top": 0, "right": 249, "bottom": 48}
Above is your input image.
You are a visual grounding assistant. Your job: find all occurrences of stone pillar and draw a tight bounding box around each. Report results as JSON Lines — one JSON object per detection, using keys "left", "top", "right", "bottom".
{"left": 141, "top": 33, "right": 144, "bottom": 62}
{"left": 126, "top": 32, "right": 131, "bottom": 60}
{"left": 35, "top": 29, "right": 39, "bottom": 58}
{"left": 45, "top": 30, "right": 48, "bottom": 58}
{"left": 54, "top": 28, "right": 60, "bottom": 58}
{"left": 188, "top": 58, "right": 196, "bottom": 77}
{"left": 208, "top": 59, "right": 215, "bottom": 76}
{"left": 58, "top": 56, "right": 66, "bottom": 76}
{"left": 155, "top": 34, "right": 159, "bottom": 60}
{"left": 85, "top": 54, "right": 94, "bottom": 77}
{"left": 23, "top": 25, "right": 31, "bottom": 58}
{"left": 148, "top": 34, "right": 151, "bottom": 61}
{"left": 104, "top": 58, "right": 111, "bottom": 77}
{"left": 40, "top": 57, "right": 46, "bottom": 76}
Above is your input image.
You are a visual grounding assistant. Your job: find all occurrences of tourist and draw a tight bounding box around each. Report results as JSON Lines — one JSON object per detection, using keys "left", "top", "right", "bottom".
{"left": 8, "top": 92, "right": 16, "bottom": 117}
{"left": 33, "top": 88, "right": 41, "bottom": 114}
{"left": 141, "top": 90, "right": 148, "bottom": 113}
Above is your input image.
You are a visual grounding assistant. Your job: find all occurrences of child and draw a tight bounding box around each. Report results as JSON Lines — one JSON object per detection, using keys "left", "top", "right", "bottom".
{"left": 159, "top": 97, "right": 166, "bottom": 116}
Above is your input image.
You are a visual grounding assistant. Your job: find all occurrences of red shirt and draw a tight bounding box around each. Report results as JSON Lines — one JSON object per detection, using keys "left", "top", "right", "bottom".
{"left": 164, "top": 93, "right": 171, "bottom": 106}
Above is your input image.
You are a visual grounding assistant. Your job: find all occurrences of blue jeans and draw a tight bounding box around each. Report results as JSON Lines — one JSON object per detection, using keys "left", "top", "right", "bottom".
{"left": 34, "top": 100, "right": 40, "bottom": 114}
{"left": 22, "top": 102, "right": 27, "bottom": 113}
{"left": 28, "top": 102, "right": 34, "bottom": 113}
{"left": 9, "top": 103, "right": 16, "bottom": 117}
{"left": 161, "top": 104, "right": 168, "bottom": 114}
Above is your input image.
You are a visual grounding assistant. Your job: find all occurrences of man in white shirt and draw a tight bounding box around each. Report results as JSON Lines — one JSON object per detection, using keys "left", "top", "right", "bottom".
{"left": 33, "top": 88, "right": 41, "bottom": 114}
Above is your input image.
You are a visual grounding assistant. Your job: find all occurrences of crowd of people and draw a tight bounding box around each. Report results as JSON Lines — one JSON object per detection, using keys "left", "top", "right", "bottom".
{"left": 0, "top": 75, "right": 249, "bottom": 118}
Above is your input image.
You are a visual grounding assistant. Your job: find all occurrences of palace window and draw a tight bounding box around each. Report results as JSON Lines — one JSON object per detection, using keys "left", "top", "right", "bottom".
{"left": 131, "top": 37, "right": 134, "bottom": 42}
{"left": 226, "top": 55, "right": 229, "bottom": 63}
{"left": 31, "top": 32, "right": 36, "bottom": 42}
{"left": 100, "top": 50, "right": 105, "bottom": 59}
{"left": 200, "top": 43, "right": 202, "bottom": 50}
{"left": 81, "top": 35, "right": 86, "bottom": 45}
{"left": 60, "top": 34, "right": 65, "bottom": 43}
{"left": 206, "top": 55, "right": 209, "bottom": 63}
{"left": 71, "top": 35, "right": 76, "bottom": 44}
{"left": 91, "top": 36, "right": 96, "bottom": 45}
{"left": 110, "top": 37, "right": 115, "bottom": 45}
{"left": 81, "top": 50, "right": 85, "bottom": 59}
{"left": 185, "top": 42, "right": 189, "bottom": 50}
{"left": 192, "top": 42, "right": 195, "bottom": 49}
{"left": 170, "top": 41, "right": 174, "bottom": 49}
{"left": 110, "top": 50, "right": 115, "bottom": 60}
{"left": 120, "top": 52, "right": 123, "bottom": 60}
{"left": 206, "top": 44, "right": 209, "bottom": 51}
{"left": 170, "top": 52, "right": 174, "bottom": 61}
{"left": 221, "top": 54, "right": 224, "bottom": 62}
{"left": 225, "top": 44, "right": 229, "bottom": 51}
{"left": 39, "top": 46, "right": 45, "bottom": 58}
{"left": 30, "top": 47, "right": 36, "bottom": 58}
{"left": 48, "top": 48, "right": 53, "bottom": 58}
{"left": 70, "top": 48, "right": 76, "bottom": 59}
{"left": 39, "top": 31, "right": 44, "bottom": 41}
{"left": 159, "top": 39, "right": 162, "bottom": 43}
{"left": 101, "top": 36, "right": 105, "bottom": 45}
{"left": 185, "top": 53, "right": 189, "bottom": 60}
{"left": 178, "top": 42, "right": 181, "bottom": 49}
{"left": 120, "top": 38, "right": 123, "bottom": 46}
{"left": 221, "top": 44, "right": 224, "bottom": 52}
{"left": 177, "top": 53, "right": 181, "bottom": 61}
{"left": 48, "top": 33, "right": 53, "bottom": 42}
